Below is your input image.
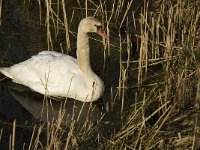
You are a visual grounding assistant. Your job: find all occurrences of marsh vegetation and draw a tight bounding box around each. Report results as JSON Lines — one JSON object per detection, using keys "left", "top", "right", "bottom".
{"left": 0, "top": 0, "right": 200, "bottom": 149}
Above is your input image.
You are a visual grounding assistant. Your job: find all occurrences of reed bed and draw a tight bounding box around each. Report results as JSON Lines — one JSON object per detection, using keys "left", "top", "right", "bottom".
{"left": 0, "top": 0, "right": 200, "bottom": 149}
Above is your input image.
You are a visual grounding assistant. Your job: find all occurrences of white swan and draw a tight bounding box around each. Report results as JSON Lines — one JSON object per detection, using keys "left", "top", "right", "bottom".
{"left": 0, "top": 17, "right": 109, "bottom": 102}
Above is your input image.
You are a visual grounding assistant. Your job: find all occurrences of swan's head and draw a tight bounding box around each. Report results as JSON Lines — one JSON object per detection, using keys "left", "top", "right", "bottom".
{"left": 78, "top": 17, "right": 109, "bottom": 40}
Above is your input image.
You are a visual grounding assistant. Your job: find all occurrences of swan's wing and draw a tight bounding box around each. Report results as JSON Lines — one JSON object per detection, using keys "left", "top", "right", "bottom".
{"left": 1, "top": 51, "right": 91, "bottom": 100}
{"left": 5, "top": 51, "right": 81, "bottom": 86}
{"left": 25, "top": 53, "right": 86, "bottom": 97}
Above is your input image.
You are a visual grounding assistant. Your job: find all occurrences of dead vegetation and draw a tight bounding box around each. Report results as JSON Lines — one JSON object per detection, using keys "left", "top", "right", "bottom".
{"left": 0, "top": 0, "right": 200, "bottom": 149}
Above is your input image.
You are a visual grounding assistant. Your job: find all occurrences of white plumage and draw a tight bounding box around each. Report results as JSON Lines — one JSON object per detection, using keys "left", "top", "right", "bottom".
{"left": 0, "top": 17, "right": 109, "bottom": 102}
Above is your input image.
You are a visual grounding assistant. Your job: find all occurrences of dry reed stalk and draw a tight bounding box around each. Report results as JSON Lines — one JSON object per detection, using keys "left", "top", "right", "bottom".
{"left": 11, "top": 120, "right": 16, "bottom": 150}
{"left": 55, "top": 0, "right": 60, "bottom": 37}
{"left": 37, "top": 0, "right": 42, "bottom": 25}
{"left": 121, "top": 68, "right": 126, "bottom": 115}
{"left": 103, "top": 33, "right": 109, "bottom": 73}
{"left": 107, "top": 0, "right": 115, "bottom": 25}
{"left": 137, "top": 3, "right": 149, "bottom": 88}
{"left": 41, "top": 97, "right": 49, "bottom": 122}
{"left": 118, "top": 33, "right": 122, "bottom": 101}
{"left": 64, "top": 122, "right": 76, "bottom": 149}
{"left": 163, "top": 6, "right": 174, "bottom": 112}
{"left": 45, "top": 0, "right": 54, "bottom": 51}
{"left": 0, "top": 0, "right": 2, "bottom": 26}
{"left": 85, "top": 0, "right": 88, "bottom": 17}
{"left": 128, "top": 56, "right": 175, "bottom": 64}
{"left": 45, "top": 102, "right": 72, "bottom": 149}
{"left": 133, "top": 91, "right": 147, "bottom": 149}
{"left": 133, "top": 119, "right": 145, "bottom": 150}
{"left": 46, "top": 123, "right": 50, "bottom": 149}
{"left": 155, "top": 14, "right": 161, "bottom": 58}
{"left": 46, "top": 123, "right": 63, "bottom": 149}
{"left": 33, "top": 125, "right": 43, "bottom": 150}
{"left": 119, "top": 0, "right": 133, "bottom": 28}
{"left": 61, "top": 0, "right": 71, "bottom": 53}
{"left": 28, "top": 125, "right": 37, "bottom": 150}
{"left": 114, "top": 0, "right": 125, "bottom": 24}
{"left": 76, "top": 102, "right": 86, "bottom": 122}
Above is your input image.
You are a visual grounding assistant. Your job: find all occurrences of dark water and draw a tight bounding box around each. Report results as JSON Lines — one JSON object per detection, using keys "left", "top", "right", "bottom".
{"left": 0, "top": 0, "right": 138, "bottom": 149}
{"left": 0, "top": 79, "right": 111, "bottom": 149}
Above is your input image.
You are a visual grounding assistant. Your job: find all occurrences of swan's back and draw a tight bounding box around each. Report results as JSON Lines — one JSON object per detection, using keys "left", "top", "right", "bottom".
{"left": 1, "top": 51, "right": 79, "bottom": 83}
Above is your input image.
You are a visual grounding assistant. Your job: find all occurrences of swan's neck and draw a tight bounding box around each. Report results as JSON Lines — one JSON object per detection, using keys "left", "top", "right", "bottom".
{"left": 77, "top": 29, "right": 93, "bottom": 75}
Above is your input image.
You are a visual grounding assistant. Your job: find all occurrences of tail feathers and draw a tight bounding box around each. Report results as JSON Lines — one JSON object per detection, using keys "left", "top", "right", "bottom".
{"left": 0, "top": 67, "right": 13, "bottom": 79}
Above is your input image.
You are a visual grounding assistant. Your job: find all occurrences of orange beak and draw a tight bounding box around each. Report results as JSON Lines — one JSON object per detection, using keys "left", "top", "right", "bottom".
{"left": 97, "top": 29, "right": 109, "bottom": 41}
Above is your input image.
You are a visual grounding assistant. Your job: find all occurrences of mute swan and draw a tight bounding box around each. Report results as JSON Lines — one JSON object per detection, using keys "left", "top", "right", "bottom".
{"left": 0, "top": 17, "right": 109, "bottom": 102}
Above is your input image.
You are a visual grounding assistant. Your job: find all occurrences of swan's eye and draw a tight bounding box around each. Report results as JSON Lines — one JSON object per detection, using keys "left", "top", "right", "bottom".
{"left": 95, "top": 24, "right": 102, "bottom": 30}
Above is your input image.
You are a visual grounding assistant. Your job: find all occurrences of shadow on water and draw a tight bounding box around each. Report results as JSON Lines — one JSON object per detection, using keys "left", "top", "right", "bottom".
{"left": 0, "top": 79, "right": 125, "bottom": 149}
{"left": 0, "top": 81, "right": 34, "bottom": 149}
{"left": 0, "top": 0, "right": 136, "bottom": 149}
{"left": 6, "top": 81, "right": 105, "bottom": 125}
